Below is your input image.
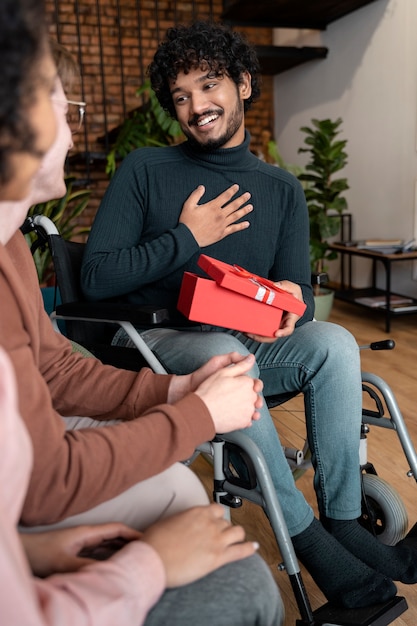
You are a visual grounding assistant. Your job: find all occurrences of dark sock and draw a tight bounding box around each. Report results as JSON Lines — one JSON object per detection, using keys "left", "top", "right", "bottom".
{"left": 321, "top": 516, "right": 417, "bottom": 584}
{"left": 292, "top": 518, "right": 397, "bottom": 609}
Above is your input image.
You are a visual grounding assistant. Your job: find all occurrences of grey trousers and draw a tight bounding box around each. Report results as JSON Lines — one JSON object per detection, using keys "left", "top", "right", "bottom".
{"left": 145, "top": 554, "right": 285, "bottom": 626}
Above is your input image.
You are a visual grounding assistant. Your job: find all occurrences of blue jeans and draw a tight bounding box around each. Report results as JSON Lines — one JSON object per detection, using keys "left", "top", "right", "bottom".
{"left": 122, "top": 320, "right": 363, "bottom": 536}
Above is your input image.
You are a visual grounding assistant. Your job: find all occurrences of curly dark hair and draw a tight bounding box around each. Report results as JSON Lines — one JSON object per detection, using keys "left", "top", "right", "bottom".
{"left": 0, "top": 0, "right": 48, "bottom": 188}
{"left": 149, "top": 21, "right": 261, "bottom": 119}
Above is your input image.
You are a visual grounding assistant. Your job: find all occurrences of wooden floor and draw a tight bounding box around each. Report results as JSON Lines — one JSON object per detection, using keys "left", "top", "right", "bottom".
{"left": 191, "top": 300, "right": 417, "bottom": 625}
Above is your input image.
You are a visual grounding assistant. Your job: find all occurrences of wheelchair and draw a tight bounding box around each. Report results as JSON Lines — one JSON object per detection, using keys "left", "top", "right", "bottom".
{"left": 22, "top": 213, "right": 417, "bottom": 625}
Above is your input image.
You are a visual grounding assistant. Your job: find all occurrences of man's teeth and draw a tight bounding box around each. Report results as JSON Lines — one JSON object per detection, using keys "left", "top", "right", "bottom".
{"left": 197, "top": 114, "right": 218, "bottom": 127}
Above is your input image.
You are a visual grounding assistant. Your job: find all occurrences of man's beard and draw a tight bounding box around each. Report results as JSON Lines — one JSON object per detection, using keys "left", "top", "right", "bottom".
{"left": 183, "top": 99, "right": 244, "bottom": 152}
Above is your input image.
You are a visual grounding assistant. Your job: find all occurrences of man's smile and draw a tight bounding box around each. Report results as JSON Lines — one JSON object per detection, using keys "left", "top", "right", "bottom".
{"left": 197, "top": 113, "right": 219, "bottom": 127}
{"left": 189, "top": 109, "right": 223, "bottom": 129}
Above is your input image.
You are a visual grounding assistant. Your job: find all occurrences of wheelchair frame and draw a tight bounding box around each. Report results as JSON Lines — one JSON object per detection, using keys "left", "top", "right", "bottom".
{"left": 23, "top": 214, "right": 416, "bottom": 625}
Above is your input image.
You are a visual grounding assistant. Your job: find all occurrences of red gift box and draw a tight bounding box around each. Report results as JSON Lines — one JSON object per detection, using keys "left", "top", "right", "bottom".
{"left": 177, "top": 255, "right": 306, "bottom": 337}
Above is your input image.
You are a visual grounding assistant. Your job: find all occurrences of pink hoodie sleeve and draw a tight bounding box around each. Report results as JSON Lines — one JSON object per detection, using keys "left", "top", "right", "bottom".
{"left": 0, "top": 374, "right": 166, "bottom": 626}
{"left": 33, "top": 541, "right": 166, "bottom": 626}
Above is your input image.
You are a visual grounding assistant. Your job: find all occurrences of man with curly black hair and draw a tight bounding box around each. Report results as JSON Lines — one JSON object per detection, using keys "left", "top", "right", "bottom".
{"left": 149, "top": 21, "right": 261, "bottom": 121}
{"left": 82, "top": 21, "right": 417, "bottom": 609}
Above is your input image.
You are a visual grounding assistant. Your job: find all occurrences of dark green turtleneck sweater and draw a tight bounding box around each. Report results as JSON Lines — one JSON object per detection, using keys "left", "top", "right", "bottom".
{"left": 81, "top": 132, "right": 314, "bottom": 325}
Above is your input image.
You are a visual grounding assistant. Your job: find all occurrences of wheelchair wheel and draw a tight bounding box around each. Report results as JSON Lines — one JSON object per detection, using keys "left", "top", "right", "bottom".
{"left": 360, "top": 473, "right": 408, "bottom": 545}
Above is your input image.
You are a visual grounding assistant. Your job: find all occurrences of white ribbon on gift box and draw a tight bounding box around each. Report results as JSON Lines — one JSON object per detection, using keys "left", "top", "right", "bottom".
{"left": 250, "top": 278, "right": 276, "bottom": 305}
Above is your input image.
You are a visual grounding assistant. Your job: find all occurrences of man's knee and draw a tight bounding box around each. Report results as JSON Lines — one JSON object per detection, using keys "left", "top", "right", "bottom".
{"left": 304, "top": 321, "right": 359, "bottom": 362}
{"left": 187, "top": 331, "right": 250, "bottom": 361}
{"left": 151, "top": 330, "right": 252, "bottom": 374}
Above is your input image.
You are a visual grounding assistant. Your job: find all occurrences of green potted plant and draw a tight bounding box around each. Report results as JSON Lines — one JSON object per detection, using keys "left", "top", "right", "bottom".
{"left": 297, "top": 118, "right": 349, "bottom": 318}
{"left": 25, "top": 176, "right": 91, "bottom": 312}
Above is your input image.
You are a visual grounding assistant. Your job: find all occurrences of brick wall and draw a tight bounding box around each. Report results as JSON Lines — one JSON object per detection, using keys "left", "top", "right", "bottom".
{"left": 46, "top": 0, "right": 274, "bottom": 222}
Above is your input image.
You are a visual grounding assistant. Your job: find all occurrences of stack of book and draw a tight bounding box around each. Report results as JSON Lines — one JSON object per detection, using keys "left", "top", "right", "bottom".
{"left": 357, "top": 238, "right": 403, "bottom": 247}
{"left": 354, "top": 294, "right": 417, "bottom": 312}
{"left": 353, "top": 238, "right": 416, "bottom": 254}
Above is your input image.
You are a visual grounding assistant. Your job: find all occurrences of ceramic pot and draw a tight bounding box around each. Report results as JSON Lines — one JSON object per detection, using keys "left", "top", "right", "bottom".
{"left": 313, "top": 288, "right": 334, "bottom": 321}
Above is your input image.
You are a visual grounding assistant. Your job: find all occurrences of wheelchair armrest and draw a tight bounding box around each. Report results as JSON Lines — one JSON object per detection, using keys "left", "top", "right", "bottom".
{"left": 55, "top": 301, "right": 170, "bottom": 326}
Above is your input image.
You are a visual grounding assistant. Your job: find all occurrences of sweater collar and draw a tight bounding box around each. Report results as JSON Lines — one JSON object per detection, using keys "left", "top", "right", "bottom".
{"left": 181, "top": 130, "right": 256, "bottom": 169}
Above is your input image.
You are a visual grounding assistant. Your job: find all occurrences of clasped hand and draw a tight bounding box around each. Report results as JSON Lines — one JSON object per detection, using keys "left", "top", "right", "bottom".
{"left": 168, "top": 352, "right": 263, "bottom": 433}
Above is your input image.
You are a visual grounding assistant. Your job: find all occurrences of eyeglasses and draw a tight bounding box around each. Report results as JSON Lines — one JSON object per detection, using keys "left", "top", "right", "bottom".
{"left": 52, "top": 98, "right": 86, "bottom": 134}
{"left": 66, "top": 99, "right": 86, "bottom": 134}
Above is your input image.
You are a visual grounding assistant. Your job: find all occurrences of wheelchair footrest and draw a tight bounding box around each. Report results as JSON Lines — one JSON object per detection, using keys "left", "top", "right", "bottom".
{"left": 304, "top": 596, "right": 407, "bottom": 626}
